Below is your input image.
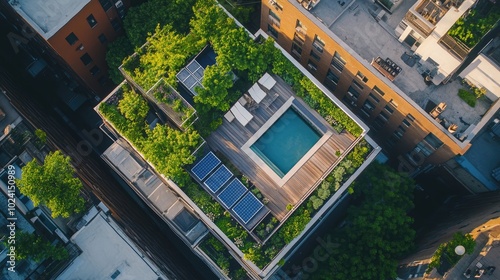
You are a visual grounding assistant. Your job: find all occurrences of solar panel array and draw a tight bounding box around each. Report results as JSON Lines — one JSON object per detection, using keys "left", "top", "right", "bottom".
{"left": 176, "top": 60, "right": 205, "bottom": 96}
{"left": 218, "top": 178, "right": 247, "bottom": 208}
{"left": 233, "top": 193, "right": 264, "bottom": 224}
{"left": 191, "top": 152, "right": 221, "bottom": 181}
{"left": 204, "top": 165, "right": 233, "bottom": 193}
{"left": 190, "top": 151, "right": 267, "bottom": 227}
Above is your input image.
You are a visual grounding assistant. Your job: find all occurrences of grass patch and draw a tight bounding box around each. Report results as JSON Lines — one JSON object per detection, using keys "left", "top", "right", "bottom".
{"left": 458, "top": 89, "right": 476, "bottom": 107}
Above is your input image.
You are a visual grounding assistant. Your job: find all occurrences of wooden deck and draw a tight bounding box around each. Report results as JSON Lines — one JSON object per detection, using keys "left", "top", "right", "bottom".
{"left": 207, "top": 74, "right": 356, "bottom": 220}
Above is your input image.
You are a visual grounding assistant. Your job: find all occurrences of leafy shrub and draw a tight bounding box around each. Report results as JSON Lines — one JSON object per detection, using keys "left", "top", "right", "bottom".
{"left": 317, "top": 185, "right": 331, "bottom": 200}
{"left": 34, "top": 129, "right": 47, "bottom": 143}
{"left": 310, "top": 196, "right": 324, "bottom": 210}
{"left": 448, "top": 6, "right": 500, "bottom": 48}
{"left": 458, "top": 89, "right": 476, "bottom": 107}
{"left": 279, "top": 209, "right": 312, "bottom": 243}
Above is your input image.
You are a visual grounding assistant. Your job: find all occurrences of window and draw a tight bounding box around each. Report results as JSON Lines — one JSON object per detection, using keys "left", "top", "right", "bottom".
{"left": 373, "top": 114, "right": 388, "bottom": 130}
{"left": 87, "top": 14, "right": 97, "bottom": 28}
{"left": 99, "top": 0, "right": 112, "bottom": 11}
{"left": 331, "top": 51, "right": 346, "bottom": 72}
{"left": 397, "top": 125, "right": 406, "bottom": 133}
{"left": 368, "top": 93, "right": 379, "bottom": 103}
{"left": 326, "top": 69, "right": 339, "bottom": 84}
{"left": 294, "top": 33, "right": 305, "bottom": 45}
{"left": 372, "top": 85, "right": 385, "bottom": 96}
{"left": 291, "top": 43, "right": 302, "bottom": 57}
{"left": 389, "top": 99, "right": 398, "bottom": 107}
{"left": 98, "top": 33, "right": 107, "bottom": 44}
{"left": 352, "top": 80, "right": 364, "bottom": 90}
{"left": 416, "top": 133, "right": 443, "bottom": 156}
{"left": 356, "top": 71, "right": 369, "bottom": 83}
{"left": 65, "top": 32, "right": 78, "bottom": 45}
{"left": 80, "top": 53, "right": 92, "bottom": 66}
{"left": 307, "top": 60, "right": 318, "bottom": 72}
{"left": 267, "top": 24, "right": 278, "bottom": 39}
{"left": 90, "top": 66, "right": 100, "bottom": 76}
{"left": 312, "top": 35, "right": 325, "bottom": 53}
{"left": 407, "top": 113, "right": 415, "bottom": 121}
{"left": 295, "top": 20, "right": 307, "bottom": 37}
{"left": 363, "top": 100, "right": 375, "bottom": 111}
{"left": 270, "top": 0, "right": 283, "bottom": 10}
{"left": 402, "top": 119, "right": 411, "bottom": 127}
{"left": 269, "top": 10, "right": 281, "bottom": 27}
{"left": 384, "top": 104, "right": 394, "bottom": 114}
{"left": 111, "top": 18, "right": 122, "bottom": 31}
{"left": 379, "top": 111, "right": 390, "bottom": 121}
{"left": 347, "top": 86, "right": 360, "bottom": 100}
{"left": 310, "top": 50, "right": 321, "bottom": 61}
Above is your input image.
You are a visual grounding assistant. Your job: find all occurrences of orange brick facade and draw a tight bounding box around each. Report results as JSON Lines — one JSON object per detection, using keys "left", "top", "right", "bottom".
{"left": 261, "top": 0, "right": 470, "bottom": 169}
{"left": 46, "top": 0, "right": 128, "bottom": 96}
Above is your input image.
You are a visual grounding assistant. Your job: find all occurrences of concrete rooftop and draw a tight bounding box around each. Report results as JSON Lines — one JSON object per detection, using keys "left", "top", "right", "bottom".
{"left": 56, "top": 211, "right": 167, "bottom": 280}
{"left": 309, "top": 0, "right": 491, "bottom": 135}
{"left": 102, "top": 140, "right": 208, "bottom": 244}
{"left": 9, "top": 0, "right": 90, "bottom": 39}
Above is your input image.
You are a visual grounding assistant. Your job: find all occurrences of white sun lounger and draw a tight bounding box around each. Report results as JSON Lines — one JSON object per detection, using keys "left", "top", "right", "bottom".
{"left": 248, "top": 83, "right": 266, "bottom": 104}
{"left": 258, "top": 72, "right": 277, "bottom": 91}
{"left": 230, "top": 102, "right": 253, "bottom": 126}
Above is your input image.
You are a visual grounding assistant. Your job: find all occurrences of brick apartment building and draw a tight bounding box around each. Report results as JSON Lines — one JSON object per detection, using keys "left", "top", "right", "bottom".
{"left": 261, "top": 0, "right": 500, "bottom": 192}
{"left": 2, "top": 0, "right": 129, "bottom": 97}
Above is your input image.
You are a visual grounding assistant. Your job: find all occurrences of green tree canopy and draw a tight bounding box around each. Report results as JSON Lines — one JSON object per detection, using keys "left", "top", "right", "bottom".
{"left": 118, "top": 88, "right": 150, "bottom": 122}
{"left": 427, "top": 232, "right": 476, "bottom": 272}
{"left": 17, "top": 151, "right": 85, "bottom": 218}
{"left": 312, "top": 163, "right": 415, "bottom": 280}
{"left": 106, "top": 37, "right": 134, "bottom": 84}
{"left": 122, "top": 25, "right": 205, "bottom": 89}
{"left": 124, "top": 0, "right": 196, "bottom": 47}
{"left": 448, "top": 4, "right": 500, "bottom": 48}
{"left": 5, "top": 231, "right": 68, "bottom": 262}
{"left": 142, "top": 125, "right": 200, "bottom": 181}
{"left": 106, "top": 0, "right": 197, "bottom": 84}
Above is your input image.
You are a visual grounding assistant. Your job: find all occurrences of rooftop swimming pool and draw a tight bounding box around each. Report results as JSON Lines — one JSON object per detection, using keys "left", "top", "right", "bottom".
{"left": 250, "top": 108, "right": 322, "bottom": 178}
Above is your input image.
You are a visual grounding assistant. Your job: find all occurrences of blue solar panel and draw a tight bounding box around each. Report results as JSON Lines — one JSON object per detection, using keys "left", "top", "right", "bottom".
{"left": 204, "top": 165, "right": 232, "bottom": 193}
{"left": 191, "top": 152, "right": 221, "bottom": 181}
{"left": 218, "top": 178, "right": 247, "bottom": 208}
{"left": 232, "top": 192, "right": 263, "bottom": 224}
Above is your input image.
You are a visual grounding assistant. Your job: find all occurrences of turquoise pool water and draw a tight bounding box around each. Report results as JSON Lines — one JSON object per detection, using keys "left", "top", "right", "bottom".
{"left": 250, "top": 108, "right": 322, "bottom": 178}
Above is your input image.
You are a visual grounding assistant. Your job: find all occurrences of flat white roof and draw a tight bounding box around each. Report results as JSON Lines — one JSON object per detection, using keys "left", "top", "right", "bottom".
{"left": 56, "top": 211, "right": 167, "bottom": 280}
{"left": 10, "top": 0, "right": 90, "bottom": 40}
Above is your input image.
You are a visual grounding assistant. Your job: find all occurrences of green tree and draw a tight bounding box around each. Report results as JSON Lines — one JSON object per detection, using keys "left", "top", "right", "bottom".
{"left": 106, "top": 36, "right": 134, "bottom": 84}
{"left": 124, "top": 0, "right": 196, "bottom": 47}
{"left": 105, "top": 0, "right": 197, "bottom": 84}
{"left": 142, "top": 125, "right": 199, "bottom": 181}
{"left": 6, "top": 231, "right": 68, "bottom": 262}
{"left": 123, "top": 25, "right": 205, "bottom": 89}
{"left": 194, "top": 64, "right": 233, "bottom": 111}
{"left": 427, "top": 232, "right": 475, "bottom": 272}
{"left": 312, "top": 163, "right": 415, "bottom": 280}
{"left": 118, "top": 89, "right": 150, "bottom": 123}
{"left": 17, "top": 151, "right": 86, "bottom": 218}
{"left": 34, "top": 129, "right": 47, "bottom": 143}
{"left": 448, "top": 5, "right": 500, "bottom": 48}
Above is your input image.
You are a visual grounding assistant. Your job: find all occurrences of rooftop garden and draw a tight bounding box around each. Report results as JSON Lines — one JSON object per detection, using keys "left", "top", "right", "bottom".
{"left": 99, "top": 82, "right": 200, "bottom": 184}
{"left": 100, "top": 0, "right": 369, "bottom": 275}
{"left": 447, "top": 1, "right": 500, "bottom": 48}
